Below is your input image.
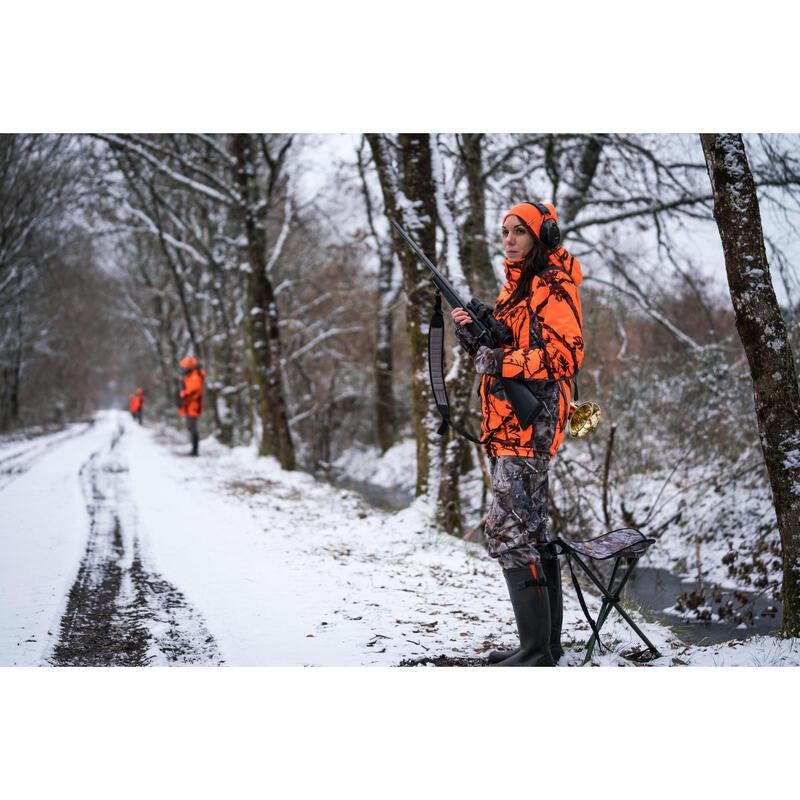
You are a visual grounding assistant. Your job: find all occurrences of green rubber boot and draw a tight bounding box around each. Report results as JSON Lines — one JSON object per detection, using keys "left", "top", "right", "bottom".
{"left": 488, "top": 556, "right": 563, "bottom": 664}
{"left": 491, "top": 565, "right": 554, "bottom": 667}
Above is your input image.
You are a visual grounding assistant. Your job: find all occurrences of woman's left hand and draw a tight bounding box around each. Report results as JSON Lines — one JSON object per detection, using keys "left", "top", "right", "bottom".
{"left": 474, "top": 346, "right": 504, "bottom": 376}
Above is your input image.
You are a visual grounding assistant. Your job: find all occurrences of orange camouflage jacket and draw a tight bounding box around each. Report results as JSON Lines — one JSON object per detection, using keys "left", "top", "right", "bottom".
{"left": 479, "top": 247, "right": 584, "bottom": 459}
{"left": 179, "top": 368, "right": 206, "bottom": 418}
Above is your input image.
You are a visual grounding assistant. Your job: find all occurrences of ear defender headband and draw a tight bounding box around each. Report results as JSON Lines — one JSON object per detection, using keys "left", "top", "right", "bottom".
{"left": 523, "top": 201, "right": 562, "bottom": 249}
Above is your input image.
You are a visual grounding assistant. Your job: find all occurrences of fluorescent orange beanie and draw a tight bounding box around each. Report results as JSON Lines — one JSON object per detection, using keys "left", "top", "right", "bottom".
{"left": 503, "top": 202, "right": 558, "bottom": 239}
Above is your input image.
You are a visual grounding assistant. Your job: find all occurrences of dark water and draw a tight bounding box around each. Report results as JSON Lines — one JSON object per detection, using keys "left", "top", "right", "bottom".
{"left": 323, "top": 469, "right": 414, "bottom": 512}
{"left": 625, "top": 566, "right": 782, "bottom": 644}
{"left": 324, "top": 469, "right": 781, "bottom": 645}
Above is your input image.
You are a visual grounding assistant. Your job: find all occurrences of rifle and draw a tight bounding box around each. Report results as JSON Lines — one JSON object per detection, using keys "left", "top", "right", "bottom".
{"left": 390, "top": 219, "right": 542, "bottom": 430}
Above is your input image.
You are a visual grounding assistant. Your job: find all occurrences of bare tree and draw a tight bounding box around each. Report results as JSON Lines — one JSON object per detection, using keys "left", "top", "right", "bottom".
{"left": 700, "top": 133, "right": 800, "bottom": 637}
{"left": 366, "top": 133, "right": 441, "bottom": 496}
{"left": 94, "top": 134, "right": 297, "bottom": 468}
{"left": 357, "top": 137, "right": 399, "bottom": 453}
{"left": 0, "top": 135, "right": 81, "bottom": 429}
{"left": 91, "top": 135, "right": 249, "bottom": 441}
{"left": 454, "top": 133, "right": 498, "bottom": 302}
{"left": 430, "top": 133, "right": 486, "bottom": 537}
{"left": 0, "top": 134, "right": 82, "bottom": 430}
{"left": 230, "top": 134, "right": 295, "bottom": 469}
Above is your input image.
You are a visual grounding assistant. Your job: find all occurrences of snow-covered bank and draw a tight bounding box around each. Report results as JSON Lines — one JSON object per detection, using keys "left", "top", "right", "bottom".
{"left": 126, "top": 420, "right": 681, "bottom": 666}
{"left": 1, "top": 411, "right": 798, "bottom": 666}
{"left": 333, "top": 438, "right": 417, "bottom": 493}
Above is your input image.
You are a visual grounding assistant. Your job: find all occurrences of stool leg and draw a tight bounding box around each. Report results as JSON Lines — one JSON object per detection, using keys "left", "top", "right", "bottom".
{"left": 582, "top": 598, "right": 611, "bottom": 664}
{"left": 605, "top": 560, "right": 660, "bottom": 658}
{"left": 607, "top": 603, "right": 661, "bottom": 658}
{"left": 543, "top": 555, "right": 564, "bottom": 662}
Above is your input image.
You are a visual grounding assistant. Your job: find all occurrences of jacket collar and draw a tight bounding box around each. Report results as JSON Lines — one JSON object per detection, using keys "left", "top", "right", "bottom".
{"left": 503, "top": 257, "right": 523, "bottom": 283}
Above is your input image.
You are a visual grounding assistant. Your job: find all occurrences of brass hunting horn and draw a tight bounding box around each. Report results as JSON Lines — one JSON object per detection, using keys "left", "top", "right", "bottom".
{"left": 568, "top": 400, "right": 601, "bottom": 438}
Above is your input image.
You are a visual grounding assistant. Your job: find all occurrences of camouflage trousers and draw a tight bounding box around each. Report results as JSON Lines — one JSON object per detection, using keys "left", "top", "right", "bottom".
{"left": 485, "top": 455, "right": 553, "bottom": 570}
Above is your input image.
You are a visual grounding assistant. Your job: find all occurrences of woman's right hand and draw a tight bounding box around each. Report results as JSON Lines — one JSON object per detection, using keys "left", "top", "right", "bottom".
{"left": 451, "top": 308, "right": 472, "bottom": 327}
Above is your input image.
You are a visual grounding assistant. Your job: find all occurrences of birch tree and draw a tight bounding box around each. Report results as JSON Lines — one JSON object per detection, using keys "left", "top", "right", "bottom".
{"left": 366, "top": 133, "right": 440, "bottom": 496}
{"left": 700, "top": 133, "right": 800, "bottom": 637}
{"left": 430, "top": 133, "right": 484, "bottom": 536}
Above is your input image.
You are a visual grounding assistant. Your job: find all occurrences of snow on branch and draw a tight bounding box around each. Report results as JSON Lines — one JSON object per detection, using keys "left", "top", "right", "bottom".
{"left": 288, "top": 390, "right": 362, "bottom": 425}
{"left": 124, "top": 205, "right": 209, "bottom": 266}
{"left": 283, "top": 326, "right": 364, "bottom": 362}
{"left": 431, "top": 133, "right": 469, "bottom": 294}
{"left": 588, "top": 275, "right": 700, "bottom": 350}
{"left": 97, "top": 135, "right": 235, "bottom": 207}
{"left": 265, "top": 195, "right": 292, "bottom": 275}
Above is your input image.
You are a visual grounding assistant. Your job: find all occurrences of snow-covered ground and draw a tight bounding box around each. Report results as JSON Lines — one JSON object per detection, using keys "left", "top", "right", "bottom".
{"left": 1, "top": 410, "right": 798, "bottom": 666}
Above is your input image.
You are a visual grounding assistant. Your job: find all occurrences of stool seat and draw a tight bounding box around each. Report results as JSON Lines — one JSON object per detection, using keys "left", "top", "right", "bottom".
{"left": 555, "top": 528, "right": 654, "bottom": 560}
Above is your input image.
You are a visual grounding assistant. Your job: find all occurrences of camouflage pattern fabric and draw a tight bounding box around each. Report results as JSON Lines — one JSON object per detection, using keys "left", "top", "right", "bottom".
{"left": 454, "top": 323, "right": 478, "bottom": 357}
{"left": 485, "top": 374, "right": 563, "bottom": 458}
{"left": 485, "top": 454, "right": 554, "bottom": 570}
{"left": 479, "top": 249, "right": 584, "bottom": 459}
{"left": 555, "top": 528, "right": 654, "bottom": 560}
{"left": 474, "top": 346, "right": 504, "bottom": 376}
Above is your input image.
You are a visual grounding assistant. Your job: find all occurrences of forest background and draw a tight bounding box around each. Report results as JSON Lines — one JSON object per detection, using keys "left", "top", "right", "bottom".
{"left": 3, "top": 131, "right": 799, "bottom": 628}
{"left": 4, "top": 3, "right": 800, "bottom": 798}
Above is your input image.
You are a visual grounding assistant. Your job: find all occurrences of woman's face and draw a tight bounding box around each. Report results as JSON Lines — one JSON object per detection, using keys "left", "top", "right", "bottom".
{"left": 501, "top": 215, "right": 534, "bottom": 261}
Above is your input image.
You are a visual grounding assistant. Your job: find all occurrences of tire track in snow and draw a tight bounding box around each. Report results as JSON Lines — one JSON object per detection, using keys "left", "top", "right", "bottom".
{"left": 50, "top": 422, "right": 223, "bottom": 666}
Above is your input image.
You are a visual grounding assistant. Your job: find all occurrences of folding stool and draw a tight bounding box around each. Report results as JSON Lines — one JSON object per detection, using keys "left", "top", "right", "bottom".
{"left": 551, "top": 528, "right": 661, "bottom": 664}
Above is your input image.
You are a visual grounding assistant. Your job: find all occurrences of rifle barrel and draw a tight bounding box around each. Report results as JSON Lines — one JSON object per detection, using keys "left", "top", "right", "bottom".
{"left": 389, "top": 219, "right": 467, "bottom": 310}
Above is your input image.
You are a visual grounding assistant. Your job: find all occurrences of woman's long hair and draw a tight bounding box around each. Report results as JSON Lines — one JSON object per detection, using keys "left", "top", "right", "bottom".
{"left": 496, "top": 222, "right": 555, "bottom": 312}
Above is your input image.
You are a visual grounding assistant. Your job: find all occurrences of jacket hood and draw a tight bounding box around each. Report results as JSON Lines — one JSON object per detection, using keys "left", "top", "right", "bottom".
{"left": 503, "top": 247, "right": 583, "bottom": 286}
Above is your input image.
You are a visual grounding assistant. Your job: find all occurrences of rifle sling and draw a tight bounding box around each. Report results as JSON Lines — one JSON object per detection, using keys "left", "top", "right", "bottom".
{"left": 428, "top": 292, "right": 498, "bottom": 445}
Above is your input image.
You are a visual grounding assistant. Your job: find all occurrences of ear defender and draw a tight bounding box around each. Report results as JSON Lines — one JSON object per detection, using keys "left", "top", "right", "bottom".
{"left": 525, "top": 201, "right": 562, "bottom": 249}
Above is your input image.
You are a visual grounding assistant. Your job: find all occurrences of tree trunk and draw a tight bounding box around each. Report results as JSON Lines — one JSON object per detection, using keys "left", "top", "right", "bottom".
{"left": 435, "top": 348, "right": 478, "bottom": 537}
{"left": 358, "top": 138, "right": 397, "bottom": 453}
{"left": 374, "top": 242, "right": 398, "bottom": 453}
{"left": 700, "top": 133, "right": 800, "bottom": 637}
{"left": 231, "top": 133, "right": 295, "bottom": 470}
{"left": 457, "top": 133, "right": 498, "bottom": 302}
{"left": 560, "top": 135, "right": 604, "bottom": 227}
{"left": 366, "top": 133, "right": 439, "bottom": 496}
{"left": 0, "top": 293, "right": 24, "bottom": 430}
{"left": 398, "top": 134, "right": 440, "bottom": 498}
{"left": 433, "top": 134, "right": 490, "bottom": 536}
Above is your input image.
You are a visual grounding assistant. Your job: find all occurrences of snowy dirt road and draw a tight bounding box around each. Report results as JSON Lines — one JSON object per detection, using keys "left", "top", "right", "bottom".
{"left": 1, "top": 414, "right": 221, "bottom": 666}
{"left": 51, "top": 420, "right": 221, "bottom": 666}
{"left": 3, "top": 410, "right": 799, "bottom": 667}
